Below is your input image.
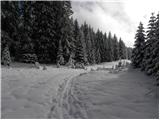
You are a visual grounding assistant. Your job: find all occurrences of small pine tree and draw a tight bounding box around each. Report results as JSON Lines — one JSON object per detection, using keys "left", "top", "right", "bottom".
{"left": 2, "top": 44, "right": 11, "bottom": 66}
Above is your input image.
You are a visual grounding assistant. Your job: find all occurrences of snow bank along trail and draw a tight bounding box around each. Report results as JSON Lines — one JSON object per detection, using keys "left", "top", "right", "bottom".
{"left": 60, "top": 67, "right": 158, "bottom": 119}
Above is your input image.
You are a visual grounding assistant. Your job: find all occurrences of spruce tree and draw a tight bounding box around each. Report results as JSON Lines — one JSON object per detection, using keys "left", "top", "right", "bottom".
{"left": 1, "top": 1, "right": 19, "bottom": 62}
{"left": 107, "top": 32, "right": 113, "bottom": 61}
{"left": 151, "top": 13, "right": 159, "bottom": 80}
{"left": 132, "top": 22, "right": 145, "bottom": 68}
{"left": 95, "top": 29, "right": 102, "bottom": 63}
{"left": 113, "top": 34, "right": 119, "bottom": 61}
{"left": 103, "top": 33, "right": 109, "bottom": 62}
{"left": 144, "top": 13, "right": 156, "bottom": 75}
{"left": 66, "top": 17, "right": 76, "bottom": 67}
{"left": 57, "top": 40, "right": 65, "bottom": 65}
{"left": 74, "top": 20, "right": 86, "bottom": 65}
{"left": 61, "top": 1, "right": 74, "bottom": 63}
{"left": 75, "top": 30, "right": 86, "bottom": 65}
{"left": 32, "top": 1, "right": 56, "bottom": 63}
{"left": 2, "top": 44, "right": 11, "bottom": 66}
{"left": 90, "top": 28, "right": 96, "bottom": 64}
{"left": 119, "top": 38, "right": 126, "bottom": 59}
{"left": 18, "top": 1, "right": 37, "bottom": 63}
{"left": 126, "top": 47, "right": 132, "bottom": 60}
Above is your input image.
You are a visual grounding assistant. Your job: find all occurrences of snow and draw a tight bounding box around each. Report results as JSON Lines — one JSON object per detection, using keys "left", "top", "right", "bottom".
{"left": 1, "top": 66, "right": 86, "bottom": 118}
{"left": 58, "top": 66, "right": 158, "bottom": 119}
{"left": 1, "top": 60, "right": 158, "bottom": 119}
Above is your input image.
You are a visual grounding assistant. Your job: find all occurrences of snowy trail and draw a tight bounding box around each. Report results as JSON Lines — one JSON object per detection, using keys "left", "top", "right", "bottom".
{"left": 1, "top": 67, "right": 86, "bottom": 118}
{"left": 62, "top": 67, "right": 158, "bottom": 119}
{"left": 1, "top": 60, "right": 123, "bottom": 118}
{"left": 2, "top": 60, "right": 157, "bottom": 119}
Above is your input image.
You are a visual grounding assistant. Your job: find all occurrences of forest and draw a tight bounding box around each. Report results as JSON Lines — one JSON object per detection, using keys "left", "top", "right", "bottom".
{"left": 132, "top": 13, "right": 159, "bottom": 82}
{"left": 1, "top": 1, "right": 132, "bottom": 68}
{"left": 1, "top": 1, "right": 159, "bottom": 119}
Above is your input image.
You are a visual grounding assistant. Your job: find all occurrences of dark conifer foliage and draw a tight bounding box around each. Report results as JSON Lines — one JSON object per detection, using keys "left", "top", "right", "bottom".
{"left": 113, "top": 34, "right": 119, "bottom": 61}
{"left": 107, "top": 32, "right": 114, "bottom": 62}
{"left": 119, "top": 38, "right": 126, "bottom": 59}
{"left": 1, "top": 1, "right": 129, "bottom": 66}
{"left": 1, "top": 1, "right": 19, "bottom": 62}
{"left": 31, "top": 1, "right": 56, "bottom": 63}
{"left": 132, "top": 22, "right": 145, "bottom": 68}
{"left": 132, "top": 13, "right": 159, "bottom": 81}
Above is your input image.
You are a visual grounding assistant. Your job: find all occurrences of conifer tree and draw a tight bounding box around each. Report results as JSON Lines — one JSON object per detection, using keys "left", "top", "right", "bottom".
{"left": 126, "top": 47, "right": 132, "bottom": 60}
{"left": 103, "top": 33, "right": 109, "bottom": 62}
{"left": 18, "top": 1, "right": 37, "bottom": 63}
{"left": 107, "top": 32, "right": 113, "bottom": 61}
{"left": 119, "top": 38, "right": 126, "bottom": 59}
{"left": 75, "top": 30, "right": 86, "bottom": 64}
{"left": 144, "top": 13, "right": 156, "bottom": 75}
{"left": 113, "top": 34, "right": 119, "bottom": 61}
{"left": 32, "top": 1, "right": 56, "bottom": 63}
{"left": 1, "top": 44, "right": 11, "bottom": 66}
{"left": 132, "top": 22, "right": 145, "bottom": 68}
{"left": 57, "top": 40, "right": 65, "bottom": 65}
{"left": 1, "top": 1, "right": 19, "bottom": 62}
{"left": 151, "top": 13, "right": 159, "bottom": 80}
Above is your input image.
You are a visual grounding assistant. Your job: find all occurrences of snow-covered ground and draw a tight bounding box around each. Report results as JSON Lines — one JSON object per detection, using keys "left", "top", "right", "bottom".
{"left": 1, "top": 60, "right": 158, "bottom": 118}
{"left": 58, "top": 66, "right": 158, "bottom": 119}
{"left": 1, "top": 65, "right": 86, "bottom": 118}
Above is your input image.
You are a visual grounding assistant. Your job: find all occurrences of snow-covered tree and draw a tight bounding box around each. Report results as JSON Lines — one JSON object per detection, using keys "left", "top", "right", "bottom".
{"left": 1, "top": 44, "right": 11, "bottom": 66}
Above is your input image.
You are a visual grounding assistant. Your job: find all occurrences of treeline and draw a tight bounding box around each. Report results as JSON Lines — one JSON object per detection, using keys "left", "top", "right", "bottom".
{"left": 132, "top": 13, "right": 159, "bottom": 81}
{"left": 1, "top": 1, "right": 131, "bottom": 67}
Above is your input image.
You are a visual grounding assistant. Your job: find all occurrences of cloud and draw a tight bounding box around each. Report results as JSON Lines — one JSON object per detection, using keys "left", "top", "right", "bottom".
{"left": 71, "top": 0, "right": 159, "bottom": 47}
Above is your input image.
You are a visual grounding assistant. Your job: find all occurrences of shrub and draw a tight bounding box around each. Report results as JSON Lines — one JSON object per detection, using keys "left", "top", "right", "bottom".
{"left": 75, "top": 62, "right": 85, "bottom": 69}
{"left": 1, "top": 45, "right": 11, "bottom": 66}
{"left": 19, "top": 54, "right": 38, "bottom": 63}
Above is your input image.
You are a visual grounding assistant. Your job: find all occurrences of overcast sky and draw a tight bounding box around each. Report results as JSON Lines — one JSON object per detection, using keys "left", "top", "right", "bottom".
{"left": 71, "top": 0, "right": 159, "bottom": 47}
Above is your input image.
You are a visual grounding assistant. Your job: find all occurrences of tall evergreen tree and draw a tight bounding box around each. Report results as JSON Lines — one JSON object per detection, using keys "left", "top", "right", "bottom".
{"left": 1, "top": 1, "right": 19, "bottom": 64}
{"left": 132, "top": 22, "right": 145, "bottom": 68}
{"left": 151, "top": 13, "right": 159, "bottom": 80}
{"left": 107, "top": 32, "right": 114, "bottom": 61}
{"left": 113, "top": 34, "right": 119, "bottom": 61}
{"left": 18, "top": 1, "right": 37, "bottom": 63}
{"left": 32, "top": 1, "right": 56, "bottom": 63}
{"left": 144, "top": 13, "right": 156, "bottom": 75}
{"left": 54, "top": 1, "right": 74, "bottom": 65}
{"left": 126, "top": 47, "right": 132, "bottom": 60}
{"left": 103, "top": 33, "right": 109, "bottom": 62}
{"left": 119, "top": 38, "right": 126, "bottom": 59}
{"left": 75, "top": 30, "right": 86, "bottom": 64}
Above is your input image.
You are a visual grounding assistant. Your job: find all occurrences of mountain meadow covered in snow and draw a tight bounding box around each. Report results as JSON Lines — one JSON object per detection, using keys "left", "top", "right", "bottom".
{"left": 1, "top": 1, "right": 159, "bottom": 119}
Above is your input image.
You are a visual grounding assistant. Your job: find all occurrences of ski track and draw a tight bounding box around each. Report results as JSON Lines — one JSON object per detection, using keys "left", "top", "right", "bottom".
{"left": 3, "top": 60, "right": 156, "bottom": 119}
{"left": 63, "top": 67, "right": 159, "bottom": 119}
{"left": 1, "top": 66, "right": 86, "bottom": 118}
